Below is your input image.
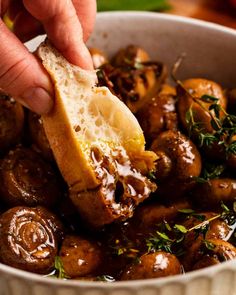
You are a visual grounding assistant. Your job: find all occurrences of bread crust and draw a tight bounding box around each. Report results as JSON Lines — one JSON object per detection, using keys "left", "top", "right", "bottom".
{"left": 38, "top": 41, "right": 156, "bottom": 227}
{"left": 42, "top": 86, "right": 100, "bottom": 191}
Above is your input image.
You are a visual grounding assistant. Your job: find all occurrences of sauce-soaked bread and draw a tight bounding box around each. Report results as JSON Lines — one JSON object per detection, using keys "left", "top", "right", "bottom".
{"left": 37, "top": 41, "right": 156, "bottom": 227}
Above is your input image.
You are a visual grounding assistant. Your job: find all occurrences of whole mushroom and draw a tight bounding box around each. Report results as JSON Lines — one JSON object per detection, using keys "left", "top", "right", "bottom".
{"left": 121, "top": 251, "right": 182, "bottom": 280}
{"left": 151, "top": 130, "right": 202, "bottom": 199}
{"left": 136, "top": 84, "right": 178, "bottom": 145}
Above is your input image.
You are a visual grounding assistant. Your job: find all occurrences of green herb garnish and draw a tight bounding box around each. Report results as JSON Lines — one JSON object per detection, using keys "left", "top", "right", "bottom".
{"left": 172, "top": 55, "right": 236, "bottom": 156}
{"left": 203, "top": 240, "right": 216, "bottom": 251}
{"left": 186, "top": 99, "right": 236, "bottom": 155}
{"left": 146, "top": 203, "right": 236, "bottom": 256}
{"left": 110, "top": 238, "right": 139, "bottom": 259}
{"left": 178, "top": 208, "right": 195, "bottom": 214}
{"left": 178, "top": 208, "right": 205, "bottom": 221}
{"left": 201, "top": 94, "right": 219, "bottom": 103}
{"left": 221, "top": 201, "right": 236, "bottom": 226}
{"left": 97, "top": 0, "right": 171, "bottom": 12}
{"left": 146, "top": 231, "right": 173, "bottom": 253}
{"left": 193, "top": 162, "right": 226, "bottom": 183}
{"left": 147, "top": 170, "right": 156, "bottom": 181}
{"left": 174, "top": 224, "right": 188, "bottom": 234}
{"left": 54, "top": 256, "right": 70, "bottom": 279}
{"left": 226, "top": 141, "right": 236, "bottom": 155}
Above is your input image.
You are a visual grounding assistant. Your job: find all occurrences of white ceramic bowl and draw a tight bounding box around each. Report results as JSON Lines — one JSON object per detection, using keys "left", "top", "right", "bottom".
{"left": 7, "top": 11, "right": 236, "bottom": 295}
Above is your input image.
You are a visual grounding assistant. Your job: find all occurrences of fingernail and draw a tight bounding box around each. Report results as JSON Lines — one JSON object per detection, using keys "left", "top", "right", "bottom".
{"left": 20, "top": 87, "right": 53, "bottom": 114}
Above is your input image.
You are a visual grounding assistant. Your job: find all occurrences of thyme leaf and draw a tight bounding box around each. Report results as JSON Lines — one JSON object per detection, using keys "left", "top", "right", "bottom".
{"left": 174, "top": 224, "right": 188, "bottom": 234}
{"left": 193, "top": 162, "right": 225, "bottom": 183}
{"left": 198, "top": 133, "right": 217, "bottom": 147}
{"left": 203, "top": 240, "right": 216, "bottom": 251}
{"left": 221, "top": 201, "right": 236, "bottom": 226}
{"left": 110, "top": 238, "right": 139, "bottom": 259}
{"left": 226, "top": 141, "right": 236, "bottom": 155}
{"left": 201, "top": 94, "right": 219, "bottom": 103}
{"left": 53, "top": 256, "right": 70, "bottom": 279}
{"left": 156, "top": 231, "right": 173, "bottom": 241}
{"left": 146, "top": 233, "right": 173, "bottom": 253}
{"left": 147, "top": 170, "right": 156, "bottom": 181}
{"left": 178, "top": 208, "right": 195, "bottom": 214}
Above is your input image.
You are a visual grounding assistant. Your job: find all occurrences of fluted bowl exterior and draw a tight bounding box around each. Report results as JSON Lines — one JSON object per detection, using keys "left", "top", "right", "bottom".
{"left": 1, "top": 259, "right": 236, "bottom": 295}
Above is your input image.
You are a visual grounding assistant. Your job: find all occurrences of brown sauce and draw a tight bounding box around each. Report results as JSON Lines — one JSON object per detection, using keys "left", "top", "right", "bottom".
{"left": 90, "top": 144, "right": 156, "bottom": 218}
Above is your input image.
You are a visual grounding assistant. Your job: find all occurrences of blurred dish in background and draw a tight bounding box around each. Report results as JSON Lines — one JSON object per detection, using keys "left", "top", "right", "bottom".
{"left": 97, "top": 0, "right": 236, "bottom": 29}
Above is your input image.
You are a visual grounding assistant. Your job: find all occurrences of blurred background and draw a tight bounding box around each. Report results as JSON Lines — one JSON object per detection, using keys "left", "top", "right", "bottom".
{"left": 97, "top": 0, "right": 236, "bottom": 29}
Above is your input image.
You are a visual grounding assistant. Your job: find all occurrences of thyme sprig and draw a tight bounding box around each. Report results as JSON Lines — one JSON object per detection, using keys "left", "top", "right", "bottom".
{"left": 47, "top": 256, "right": 70, "bottom": 280}
{"left": 188, "top": 100, "right": 236, "bottom": 154}
{"left": 172, "top": 55, "right": 236, "bottom": 155}
{"left": 146, "top": 228, "right": 174, "bottom": 254}
{"left": 193, "top": 162, "right": 226, "bottom": 183}
{"left": 146, "top": 202, "right": 236, "bottom": 255}
{"left": 54, "top": 256, "right": 70, "bottom": 279}
{"left": 185, "top": 107, "right": 218, "bottom": 147}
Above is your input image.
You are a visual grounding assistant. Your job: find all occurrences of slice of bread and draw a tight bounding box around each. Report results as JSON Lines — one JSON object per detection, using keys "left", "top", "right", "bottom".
{"left": 38, "top": 41, "right": 156, "bottom": 227}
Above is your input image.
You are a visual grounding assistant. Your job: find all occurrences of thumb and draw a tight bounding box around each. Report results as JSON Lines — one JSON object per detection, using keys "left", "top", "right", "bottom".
{"left": 0, "top": 20, "right": 53, "bottom": 114}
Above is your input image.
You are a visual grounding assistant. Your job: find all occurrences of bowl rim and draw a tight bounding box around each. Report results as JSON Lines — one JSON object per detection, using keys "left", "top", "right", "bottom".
{"left": 6, "top": 11, "right": 236, "bottom": 288}
{"left": 1, "top": 256, "right": 236, "bottom": 288}
{"left": 95, "top": 10, "right": 236, "bottom": 36}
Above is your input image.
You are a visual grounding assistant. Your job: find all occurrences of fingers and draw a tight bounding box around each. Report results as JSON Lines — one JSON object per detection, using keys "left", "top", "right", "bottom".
{"left": 72, "top": 0, "right": 97, "bottom": 41}
{"left": 13, "top": 10, "right": 44, "bottom": 43}
{"left": 1, "top": 0, "right": 10, "bottom": 16}
{"left": 10, "top": 0, "right": 97, "bottom": 43}
{"left": 23, "top": 0, "right": 93, "bottom": 69}
{"left": 0, "top": 20, "right": 53, "bottom": 114}
{"left": 0, "top": 0, "right": 95, "bottom": 116}
{"left": 5, "top": 0, "right": 23, "bottom": 20}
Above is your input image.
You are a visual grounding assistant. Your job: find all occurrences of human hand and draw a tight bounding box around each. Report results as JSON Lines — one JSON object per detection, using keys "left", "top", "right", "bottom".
{"left": 0, "top": 0, "right": 96, "bottom": 114}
